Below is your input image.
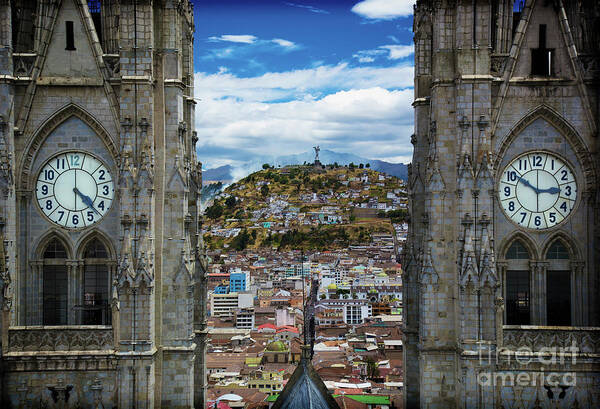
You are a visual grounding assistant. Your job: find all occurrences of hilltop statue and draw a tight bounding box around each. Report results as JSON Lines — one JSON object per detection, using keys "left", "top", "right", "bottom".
{"left": 313, "top": 145, "right": 321, "bottom": 165}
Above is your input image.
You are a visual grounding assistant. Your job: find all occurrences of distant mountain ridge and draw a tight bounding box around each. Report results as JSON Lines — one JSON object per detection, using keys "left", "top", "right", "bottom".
{"left": 203, "top": 149, "right": 408, "bottom": 183}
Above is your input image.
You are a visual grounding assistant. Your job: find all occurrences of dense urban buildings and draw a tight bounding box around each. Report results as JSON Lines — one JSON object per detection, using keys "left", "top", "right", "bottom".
{"left": 405, "top": 1, "right": 600, "bottom": 408}
{"left": 0, "top": 1, "right": 206, "bottom": 408}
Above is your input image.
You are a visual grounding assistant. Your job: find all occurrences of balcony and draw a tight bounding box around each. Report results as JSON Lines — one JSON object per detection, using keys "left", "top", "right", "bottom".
{"left": 6, "top": 326, "right": 114, "bottom": 355}
{"left": 502, "top": 325, "right": 600, "bottom": 354}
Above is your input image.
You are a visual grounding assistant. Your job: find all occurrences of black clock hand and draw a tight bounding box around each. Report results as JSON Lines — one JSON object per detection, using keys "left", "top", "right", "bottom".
{"left": 73, "top": 188, "right": 101, "bottom": 216}
{"left": 538, "top": 186, "right": 561, "bottom": 195}
{"left": 517, "top": 176, "right": 540, "bottom": 194}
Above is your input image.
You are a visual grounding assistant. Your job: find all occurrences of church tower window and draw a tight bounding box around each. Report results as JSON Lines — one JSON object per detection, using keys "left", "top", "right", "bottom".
{"left": 505, "top": 240, "right": 530, "bottom": 325}
{"left": 42, "top": 238, "right": 69, "bottom": 325}
{"left": 88, "top": 1, "right": 103, "bottom": 45}
{"left": 81, "top": 238, "right": 111, "bottom": 325}
{"left": 65, "top": 21, "right": 76, "bottom": 50}
{"left": 531, "top": 24, "right": 553, "bottom": 76}
{"left": 546, "top": 240, "right": 571, "bottom": 326}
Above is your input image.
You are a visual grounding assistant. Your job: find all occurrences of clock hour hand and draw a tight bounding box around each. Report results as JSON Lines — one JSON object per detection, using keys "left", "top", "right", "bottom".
{"left": 538, "top": 186, "right": 561, "bottom": 195}
{"left": 73, "top": 188, "right": 101, "bottom": 216}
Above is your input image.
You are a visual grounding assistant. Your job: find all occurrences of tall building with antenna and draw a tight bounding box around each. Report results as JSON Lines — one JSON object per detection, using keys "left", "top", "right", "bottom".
{"left": 405, "top": 0, "right": 600, "bottom": 408}
{"left": 0, "top": 1, "right": 207, "bottom": 407}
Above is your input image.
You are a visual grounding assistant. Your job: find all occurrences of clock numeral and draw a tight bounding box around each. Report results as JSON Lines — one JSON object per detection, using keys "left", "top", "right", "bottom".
{"left": 102, "top": 185, "right": 109, "bottom": 196}
{"left": 97, "top": 200, "right": 105, "bottom": 211}
{"left": 520, "top": 212, "right": 528, "bottom": 224}
{"left": 70, "top": 154, "right": 80, "bottom": 167}
{"left": 45, "top": 200, "right": 53, "bottom": 210}
{"left": 560, "top": 169, "right": 568, "bottom": 181}
{"left": 87, "top": 211, "right": 94, "bottom": 222}
{"left": 41, "top": 185, "right": 48, "bottom": 195}
{"left": 44, "top": 169, "right": 55, "bottom": 181}
{"left": 56, "top": 158, "right": 66, "bottom": 170}
{"left": 564, "top": 185, "right": 572, "bottom": 197}
{"left": 559, "top": 201, "right": 572, "bottom": 213}
{"left": 518, "top": 159, "right": 527, "bottom": 171}
{"left": 549, "top": 212, "right": 556, "bottom": 223}
{"left": 98, "top": 169, "right": 106, "bottom": 180}
{"left": 551, "top": 159, "right": 555, "bottom": 171}
{"left": 72, "top": 214, "right": 79, "bottom": 225}
{"left": 508, "top": 201, "right": 515, "bottom": 212}
{"left": 507, "top": 171, "right": 517, "bottom": 182}
{"left": 57, "top": 210, "right": 65, "bottom": 222}
{"left": 534, "top": 215, "right": 542, "bottom": 227}
{"left": 532, "top": 155, "right": 544, "bottom": 167}
{"left": 504, "top": 186, "right": 511, "bottom": 197}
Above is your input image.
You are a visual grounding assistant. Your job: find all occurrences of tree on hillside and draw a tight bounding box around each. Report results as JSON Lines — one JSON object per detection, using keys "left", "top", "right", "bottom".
{"left": 359, "top": 163, "right": 364, "bottom": 169}
{"left": 366, "top": 357, "right": 379, "bottom": 379}
{"left": 225, "top": 196, "right": 237, "bottom": 209}
{"left": 261, "top": 184, "right": 269, "bottom": 198}
{"left": 365, "top": 163, "right": 370, "bottom": 168}
{"left": 262, "top": 163, "right": 270, "bottom": 169}
{"left": 205, "top": 202, "right": 223, "bottom": 219}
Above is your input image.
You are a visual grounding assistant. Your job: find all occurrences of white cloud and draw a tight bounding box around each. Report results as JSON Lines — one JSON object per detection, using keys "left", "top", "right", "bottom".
{"left": 380, "top": 45, "right": 414, "bottom": 59}
{"left": 271, "top": 38, "right": 297, "bottom": 48}
{"left": 194, "top": 64, "right": 414, "bottom": 168}
{"left": 284, "top": 2, "right": 330, "bottom": 14}
{"left": 353, "top": 44, "right": 414, "bottom": 63}
{"left": 208, "top": 34, "right": 258, "bottom": 44}
{"left": 351, "top": 0, "right": 415, "bottom": 20}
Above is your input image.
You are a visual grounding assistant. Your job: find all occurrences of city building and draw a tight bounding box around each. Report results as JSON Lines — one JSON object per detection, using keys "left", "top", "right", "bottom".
{"left": 0, "top": 1, "right": 206, "bottom": 408}
{"left": 211, "top": 292, "right": 254, "bottom": 317}
{"left": 229, "top": 268, "right": 249, "bottom": 292}
{"left": 235, "top": 308, "right": 255, "bottom": 330}
{"left": 405, "top": 1, "right": 600, "bottom": 408}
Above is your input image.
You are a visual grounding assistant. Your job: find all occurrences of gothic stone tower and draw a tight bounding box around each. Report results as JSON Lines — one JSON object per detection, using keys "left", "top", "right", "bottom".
{"left": 0, "top": 1, "right": 208, "bottom": 408}
{"left": 405, "top": 0, "right": 600, "bottom": 408}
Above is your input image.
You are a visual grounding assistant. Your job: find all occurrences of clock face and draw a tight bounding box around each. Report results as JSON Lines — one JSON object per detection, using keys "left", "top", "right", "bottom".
{"left": 36, "top": 151, "right": 114, "bottom": 229}
{"left": 499, "top": 152, "right": 577, "bottom": 230}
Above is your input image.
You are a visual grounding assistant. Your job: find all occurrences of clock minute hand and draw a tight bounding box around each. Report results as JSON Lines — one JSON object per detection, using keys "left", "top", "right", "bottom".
{"left": 517, "top": 176, "right": 540, "bottom": 194}
{"left": 73, "top": 188, "right": 101, "bottom": 216}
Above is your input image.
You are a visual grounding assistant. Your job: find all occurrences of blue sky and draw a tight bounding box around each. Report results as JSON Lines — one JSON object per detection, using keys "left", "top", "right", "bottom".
{"left": 192, "top": 0, "right": 415, "bottom": 169}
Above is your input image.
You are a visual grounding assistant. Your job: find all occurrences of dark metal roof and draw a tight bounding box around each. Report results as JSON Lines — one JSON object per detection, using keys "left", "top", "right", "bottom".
{"left": 271, "top": 355, "right": 340, "bottom": 409}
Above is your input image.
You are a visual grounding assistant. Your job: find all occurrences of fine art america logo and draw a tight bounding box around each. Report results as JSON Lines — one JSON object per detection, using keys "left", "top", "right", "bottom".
{"left": 476, "top": 342, "right": 579, "bottom": 387}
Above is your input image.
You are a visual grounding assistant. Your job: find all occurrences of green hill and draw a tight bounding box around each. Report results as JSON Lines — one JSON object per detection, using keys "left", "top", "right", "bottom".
{"left": 202, "top": 164, "right": 407, "bottom": 251}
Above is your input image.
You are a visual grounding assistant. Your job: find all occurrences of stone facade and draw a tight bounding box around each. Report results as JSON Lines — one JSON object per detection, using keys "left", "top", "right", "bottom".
{"left": 0, "top": 1, "right": 207, "bottom": 408}
{"left": 405, "top": 1, "right": 599, "bottom": 408}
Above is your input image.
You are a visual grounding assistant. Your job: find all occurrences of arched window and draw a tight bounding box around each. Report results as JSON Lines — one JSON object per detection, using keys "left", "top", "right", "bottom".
{"left": 505, "top": 240, "right": 530, "bottom": 325}
{"left": 43, "top": 238, "right": 68, "bottom": 325}
{"left": 80, "top": 238, "right": 111, "bottom": 325}
{"left": 546, "top": 240, "right": 571, "bottom": 326}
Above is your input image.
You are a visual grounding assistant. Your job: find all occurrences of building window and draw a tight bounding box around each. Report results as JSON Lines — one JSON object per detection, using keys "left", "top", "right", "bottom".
{"left": 65, "top": 21, "right": 75, "bottom": 50}
{"left": 88, "top": 1, "right": 103, "bottom": 44}
{"left": 547, "top": 240, "right": 569, "bottom": 259}
{"left": 546, "top": 240, "right": 571, "bottom": 326}
{"left": 531, "top": 24, "right": 553, "bottom": 76}
{"left": 43, "top": 239, "right": 68, "bottom": 325}
{"left": 505, "top": 240, "right": 530, "bottom": 325}
{"left": 81, "top": 238, "right": 111, "bottom": 325}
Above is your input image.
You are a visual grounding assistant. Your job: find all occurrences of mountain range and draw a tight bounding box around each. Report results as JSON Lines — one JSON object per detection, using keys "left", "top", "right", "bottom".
{"left": 203, "top": 149, "right": 408, "bottom": 183}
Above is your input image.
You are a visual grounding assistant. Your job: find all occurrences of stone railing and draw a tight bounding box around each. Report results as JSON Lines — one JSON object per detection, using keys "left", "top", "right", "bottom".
{"left": 503, "top": 326, "right": 600, "bottom": 354}
{"left": 7, "top": 326, "right": 114, "bottom": 353}
{"left": 13, "top": 53, "right": 36, "bottom": 77}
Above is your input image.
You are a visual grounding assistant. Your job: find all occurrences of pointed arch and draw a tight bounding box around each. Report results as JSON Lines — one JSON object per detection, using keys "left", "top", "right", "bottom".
{"left": 18, "top": 103, "right": 119, "bottom": 191}
{"left": 75, "top": 229, "right": 117, "bottom": 260}
{"left": 494, "top": 104, "right": 596, "bottom": 192}
{"left": 541, "top": 231, "right": 582, "bottom": 261}
{"left": 33, "top": 228, "right": 74, "bottom": 260}
{"left": 497, "top": 231, "right": 538, "bottom": 261}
